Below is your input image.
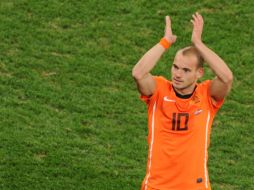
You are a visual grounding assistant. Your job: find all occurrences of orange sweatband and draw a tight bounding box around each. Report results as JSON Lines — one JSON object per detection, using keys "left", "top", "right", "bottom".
{"left": 159, "top": 38, "right": 171, "bottom": 49}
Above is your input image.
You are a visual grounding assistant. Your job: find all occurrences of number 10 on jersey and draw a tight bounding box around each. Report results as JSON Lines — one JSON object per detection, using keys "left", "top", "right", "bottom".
{"left": 172, "top": 113, "right": 189, "bottom": 131}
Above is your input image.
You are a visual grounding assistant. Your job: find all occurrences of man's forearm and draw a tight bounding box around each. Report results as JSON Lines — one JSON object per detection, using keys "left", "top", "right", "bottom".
{"left": 132, "top": 43, "right": 166, "bottom": 80}
{"left": 195, "top": 42, "right": 233, "bottom": 83}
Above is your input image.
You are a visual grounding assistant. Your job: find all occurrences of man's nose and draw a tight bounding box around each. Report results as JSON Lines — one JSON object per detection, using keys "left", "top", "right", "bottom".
{"left": 175, "top": 70, "right": 183, "bottom": 78}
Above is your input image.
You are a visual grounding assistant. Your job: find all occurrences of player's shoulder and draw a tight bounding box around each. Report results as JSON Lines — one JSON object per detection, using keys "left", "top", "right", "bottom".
{"left": 151, "top": 76, "right": 173, "bottom": 96}
{"left": 153, "top": 75, "right": 168, "bottom": 82}
{"left": 194, "top": 80, "right": 212, "bottom": 99}
{"left": 197, "top": 79, "right": 212, "bottom": 90}
{"left": 153, "top": 76, "right": 171, "bottom": 86}
{"left": 197, "top": 80, "right": 224, "bottom": 111}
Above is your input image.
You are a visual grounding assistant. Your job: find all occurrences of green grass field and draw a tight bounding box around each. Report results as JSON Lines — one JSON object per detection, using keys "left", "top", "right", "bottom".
{"left": 0, "top": 0, "right": 253, "bottom": 189}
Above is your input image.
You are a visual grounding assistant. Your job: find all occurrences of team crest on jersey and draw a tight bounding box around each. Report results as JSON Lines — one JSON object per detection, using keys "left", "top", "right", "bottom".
{"left": 192, "top": 95, "right": 200, "bottom": 104}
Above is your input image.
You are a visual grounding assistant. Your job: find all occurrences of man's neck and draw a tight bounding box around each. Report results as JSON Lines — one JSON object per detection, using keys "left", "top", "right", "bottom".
{"left": 173, "top": 84, "right": 197, "bottom": 99}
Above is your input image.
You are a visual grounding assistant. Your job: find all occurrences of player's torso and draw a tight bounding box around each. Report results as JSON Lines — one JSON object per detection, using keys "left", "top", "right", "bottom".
{"left": 147, "top": 81, "right": 213, "bottom": 189}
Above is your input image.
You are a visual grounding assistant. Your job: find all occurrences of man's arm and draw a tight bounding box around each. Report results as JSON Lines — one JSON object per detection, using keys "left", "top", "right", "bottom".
{"left": 191, "top": 12, "right": 233, "bottom": 101}
{"left": 132, "top": 16, "right": 177, "bottom": 96}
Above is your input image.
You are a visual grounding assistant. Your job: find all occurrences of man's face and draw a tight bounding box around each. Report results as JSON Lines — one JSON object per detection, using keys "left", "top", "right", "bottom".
{"left": 171, "top": 50, "right": 203, "bottom": 92}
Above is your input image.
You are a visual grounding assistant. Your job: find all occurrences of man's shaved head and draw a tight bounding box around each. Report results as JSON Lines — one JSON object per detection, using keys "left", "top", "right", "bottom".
{"left": 179, "top": 46, "right": 204, "bottom": 68}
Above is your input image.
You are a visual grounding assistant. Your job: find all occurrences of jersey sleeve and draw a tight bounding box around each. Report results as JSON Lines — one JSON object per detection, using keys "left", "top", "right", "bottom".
{"left": 203, "top": 80, "right": 224, "bottom": 112}
{"left": 140, "top": 76, "right": 166, "bottom": 105}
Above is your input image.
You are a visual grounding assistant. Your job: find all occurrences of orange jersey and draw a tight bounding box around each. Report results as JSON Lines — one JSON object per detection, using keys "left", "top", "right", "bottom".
{"left": 140, "top": 76, "right": 224, "bottom": 190}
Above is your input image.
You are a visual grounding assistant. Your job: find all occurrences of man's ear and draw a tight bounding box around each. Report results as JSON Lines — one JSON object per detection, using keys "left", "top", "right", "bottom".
{"left": 197, "top": 67, "right": 204, "bottom": 79}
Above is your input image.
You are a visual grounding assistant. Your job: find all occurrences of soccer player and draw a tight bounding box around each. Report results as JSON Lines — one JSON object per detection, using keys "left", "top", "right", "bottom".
{"left": 132, "top": 12, "right": 233, "bottom": 190}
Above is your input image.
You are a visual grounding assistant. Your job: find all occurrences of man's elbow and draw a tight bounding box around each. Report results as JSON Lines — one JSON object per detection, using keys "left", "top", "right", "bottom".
{"left": 132, "top": 68, "right": 143, "bottom": 81}
{"left": 220, "top": 70, "right": 233, "bottom": 85}
{"left": 225, "top": 71, "right": 233, "bottom": 84}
